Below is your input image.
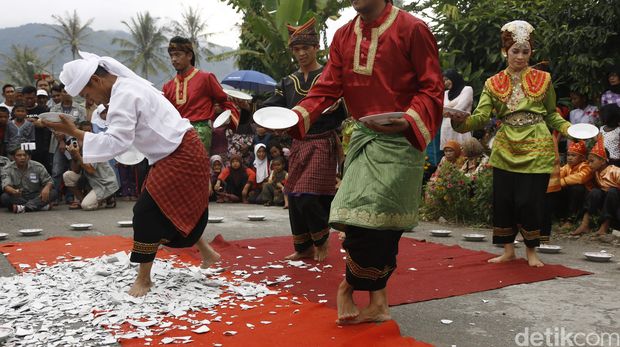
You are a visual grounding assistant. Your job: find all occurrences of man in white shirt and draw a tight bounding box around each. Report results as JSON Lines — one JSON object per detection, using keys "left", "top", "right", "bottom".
{"left": 44, "top": 52, "right": 220, "bottom": 297}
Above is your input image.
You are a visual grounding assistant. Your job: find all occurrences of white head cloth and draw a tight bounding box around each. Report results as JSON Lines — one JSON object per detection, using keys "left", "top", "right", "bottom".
{"left": 59, "top": 51, "right": 156, "bottom": 97}
{"left": 501, "top": 20, "right": 534, "bottom": 46}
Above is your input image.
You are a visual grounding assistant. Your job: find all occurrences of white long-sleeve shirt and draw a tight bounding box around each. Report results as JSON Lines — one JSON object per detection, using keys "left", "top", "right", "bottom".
{"left": 83, "top": 77, "right": 192, "bottom": 164}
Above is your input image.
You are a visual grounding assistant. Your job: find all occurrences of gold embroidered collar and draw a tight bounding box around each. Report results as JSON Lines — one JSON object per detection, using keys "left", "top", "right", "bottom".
{"left": 174, "top": 67, "right": 200, "bottom": 105}
{"left": 352, "top": 5, "right": 400, "bottom": 76}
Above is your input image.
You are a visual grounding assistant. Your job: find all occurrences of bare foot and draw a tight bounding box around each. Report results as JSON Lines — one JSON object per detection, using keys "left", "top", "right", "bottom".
{"left": 314, "top": 240, "right": 329, "bottom": 262}
{"left": 195, "top": 238, "right": 221, "bottom": 268}
{"left": 526, "top": 247, "right": 544, "bottom": 267}
{"left": 488, "top": 251, "right": 516, "bottom": 264}
{"left": 339, "top": 305, "right": 391, "bottom": 325}
{"left": 336, "top": 280, "right": 359, "bottom": 323}
{"left": 570, "top": 224, "right": 590, "bottom": 237}
{"left": 201, "top": 252, "right": 221, "bottom": 268}
{"left": 284, "top": 247, "right": 315, "bottom": 260}
{"left": 128, "top": 277, "right": 153, "bottom": 297}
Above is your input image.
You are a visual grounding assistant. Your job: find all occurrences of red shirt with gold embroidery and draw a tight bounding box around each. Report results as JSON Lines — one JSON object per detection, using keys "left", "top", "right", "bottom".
{"left": 290, "top": 3, "right": 444, "bottom": 151}
{"left": 163, "top": 67, "right": 239, "bottom": 128}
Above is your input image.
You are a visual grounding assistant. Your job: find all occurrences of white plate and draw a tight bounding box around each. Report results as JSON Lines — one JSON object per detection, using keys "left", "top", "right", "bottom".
{"left": 224, "top": 89, "right": 253, "bottom": 101}
{"left": 537, "top": 244, "right": 562, "bottom": 253}
{"left": 117, "top": 220, "right": 133, "bottom": 227}
{"left": 114, "top": 146, "right": 145, "bottom": 166}
{"left": 70, "top": 223, "right": 93, "bottom": 230}
{"left": 248, "top": 215, "right": 266, "bottom": 221}
{"left": 209, "top": 217, "right": 224, "bottom": 223}
{"left": 0, "top": 232, "right": 8, "bottom": 240}
{"left": 430, "top": 230, "right": 452, "bottom": 237}
{"left": 584, "top": 252, "right": 614, "bottom": 262}
{"left": 213, "top": 110, "right": 232, "bottom": 128}
{"left": 443, "top": 107, "right": 469, "bottom": 116}
{"left": 253, "top": 107, "right": 298, "bottom": 130}
{"left": 463, "top": 233, "right": 486, "bottom": 241}
{"left": 38, "top": 112, "right": 65, "bottom": 123}
{"left": 359, "top": 112, "right": 405, "bottom": 125}
{"left": 567, "top": 123, "right": 598, "bottom": 140}
{"left": 0, "top": 327, "right": 14, "bottom": 342}
{"left": 19, "top": 229, "right": 42, "bottom": 236}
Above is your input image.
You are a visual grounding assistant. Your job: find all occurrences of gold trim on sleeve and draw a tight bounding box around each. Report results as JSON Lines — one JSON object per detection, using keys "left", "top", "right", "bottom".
{"left": 352, "top": 6, "right": 400, "bottom": 76}
{"left": 292, "top": 105, "right": 311, "bottom": 132}
{"left": 405, "top": 108, "right": 431, "bottom": 146}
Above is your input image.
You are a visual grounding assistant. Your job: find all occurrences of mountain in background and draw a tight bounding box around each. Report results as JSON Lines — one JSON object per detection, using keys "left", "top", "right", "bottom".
{"left": 0, "top": 23, "right": 237, "bottom": 87}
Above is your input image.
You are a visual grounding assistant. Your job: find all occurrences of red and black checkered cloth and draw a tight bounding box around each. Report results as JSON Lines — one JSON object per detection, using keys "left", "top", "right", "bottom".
{"left": 285, "top": 131, "right": 338, "bottom": 195}
{"left": 145, "top": 130, "right": 210, "bottom": 237}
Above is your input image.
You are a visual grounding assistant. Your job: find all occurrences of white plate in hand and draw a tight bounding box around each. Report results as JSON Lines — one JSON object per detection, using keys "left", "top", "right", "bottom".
{"left": 224, "top": 89, "right": 253, "bottom": 101}
{"left": 248, "top": 215, "right": 266, "bottom": 221}
{"left": 583, "top": 252, "right": 613, "bottom": 262}
{"left": 38, "top": 112, "right": 65, "bottom": 123}
{"left": 70, "top": 223, "right": 93, "bottom": 230}
{"left": 208, "top": 217, "right": 224, "bottom": 223}
{"left": 0, "top": 233, "right": 8, "bottom": 240}
{"left": 213, "top": 110, "right": 232, "bottom": 128}
{"left": 463, "top": 233, "right": 486, "bottom": 241}
{"left": 567, "top": 123, "right": 598, "bottom": 140}
{"left": 253, "top": 107, "right": 298, "bottom": 129}
{"left": 430, "top": 230, "right": 452, "bottom": 237}
{"left": 359, "top": 112, "right": 404, "bottom": 125}
{"left": 117, "top": 220, "right": 132, "bottom": 227}
{"left": 19, "top": 229, "right": 42, "bottom": 236}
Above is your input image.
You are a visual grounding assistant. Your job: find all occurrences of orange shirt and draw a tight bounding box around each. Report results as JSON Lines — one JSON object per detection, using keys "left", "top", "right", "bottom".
{"left": 593, "top": 165, "right": 620, "bottom": 191}
{"left": 560, "top": 161, "right": 594, "bottom": 190}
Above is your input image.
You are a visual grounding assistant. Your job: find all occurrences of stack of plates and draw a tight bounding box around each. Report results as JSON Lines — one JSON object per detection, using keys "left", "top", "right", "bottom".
{"left": 583, "top": 252, "right": 614, "bottom": 262}
{"left": 537, "top": 244, "right": 562, "bottom": 254}
{"left": 70, "top": 223, "right": 93, "bottom": 231}
{"left": 18, "top": 229, "right": 42, "bottom": 236}
{"left": 247, "top": 215, "right": 266, "bottom": 221}
{"left": 463, "top": 233, "right": 486, "bottom": 242}
{"left": 430, "top": 230, "right": 452, "bottom": 237}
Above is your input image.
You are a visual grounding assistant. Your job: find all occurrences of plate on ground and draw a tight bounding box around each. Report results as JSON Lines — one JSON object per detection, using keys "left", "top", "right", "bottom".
{"left": 248, "top": 215, "right": 266, "bottom": 221}
{"left": 0, "top": 327, "right": 14, "bottom": 342}
{"left": 117, "top": 220, "right": 132, "bottom": 227}
{"left": 70, "top": 223, "right": 93, "bottom": 230}
{"left": 224, "top": 89, "right": 253, "bottom": 101}
{"left": 568, "top": 123, "right": 598, "bottom": 140}
{"left": 583, "top": 252, "right": 614, "bottom": 262}
{"left": 359, "top": 112, "right": 405, "bottom": 125}
{"left": 537, "top": 244, "right": 562, "bottom": 253}
{"left": 18, "top": 229, "right": 42, "bottom": 236}
{"left": 209, "top": 217, "right": 224, "bottom": 223}
{"left": 0, "top": 233, "right": 8, "bottom": 240}
{"left": 463, "top": 233, "right": 486, "bottom": 241}
{"left": 253, "top": 107, "right": 298, "bottom": 130}
{"left": 213, "top": 110, "right": 232, "bottom": 128}
{"left": 430, "top": 230, "right": 452, "bottom": 237}
{"left": 114, "top": 146, "right": 145, "bottom": 166}
{"left": 38, "top": 112, "right": 65, "bottom": 123}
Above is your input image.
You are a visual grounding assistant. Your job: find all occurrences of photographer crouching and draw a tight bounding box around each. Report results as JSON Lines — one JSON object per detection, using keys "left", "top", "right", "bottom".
{"left": 63, "top": 121, "right": 118, "bottom": 210}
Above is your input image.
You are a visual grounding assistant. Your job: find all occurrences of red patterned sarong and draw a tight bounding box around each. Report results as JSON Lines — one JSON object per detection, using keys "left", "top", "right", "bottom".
{"left": 145, "top": 130, "right": 210, "bottom": 236}
{"left": 285, "top": 131, "right": 338, "bottom": 195}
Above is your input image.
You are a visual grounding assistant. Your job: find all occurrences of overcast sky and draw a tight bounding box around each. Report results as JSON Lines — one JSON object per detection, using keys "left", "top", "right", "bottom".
{"left": 3, "top": 0, "right": 359, "bottom": 48}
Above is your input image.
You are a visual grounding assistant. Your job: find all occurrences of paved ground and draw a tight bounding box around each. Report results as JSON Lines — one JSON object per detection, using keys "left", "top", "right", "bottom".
{"left": 1, "top": 202, "right": 619, "bottom": 347}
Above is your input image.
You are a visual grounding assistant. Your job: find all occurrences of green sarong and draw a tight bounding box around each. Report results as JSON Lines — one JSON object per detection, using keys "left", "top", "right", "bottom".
{"left": 329, "top": 123, "right": 424, "bottom": 231}
{"left": 191, "top": 120, "right": 213, "bottom": 153}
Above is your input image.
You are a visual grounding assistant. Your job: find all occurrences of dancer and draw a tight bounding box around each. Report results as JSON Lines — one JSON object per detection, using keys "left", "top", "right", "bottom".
{"left": 262, "top": 18, "right": 346, "bottom": 261}
{"left": 288, "top": 0, "right": 443, "bottom": 324}
{"left": 44, "top": 52, "right": 220, "bottom": 297}
{"left": 448, "top": 20, "right": 571, "bottom": 267}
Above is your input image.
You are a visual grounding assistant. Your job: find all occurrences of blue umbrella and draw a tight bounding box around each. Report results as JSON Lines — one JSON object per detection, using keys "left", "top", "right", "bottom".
{"left": 221, "top": 70, "right": 277, "bottom": 94}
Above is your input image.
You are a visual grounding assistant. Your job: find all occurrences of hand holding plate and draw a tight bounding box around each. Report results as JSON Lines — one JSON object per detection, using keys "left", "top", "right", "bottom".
{"left": 363, "top": 117, "right": 409, "bottom": 134}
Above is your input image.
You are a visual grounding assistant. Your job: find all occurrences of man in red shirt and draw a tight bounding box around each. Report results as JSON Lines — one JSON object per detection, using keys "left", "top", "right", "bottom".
{"left": 163, "top": 36, "right": 239, "bottom": 154}
{"left": 289, "top": 0, "right": 443, "bottom": 325}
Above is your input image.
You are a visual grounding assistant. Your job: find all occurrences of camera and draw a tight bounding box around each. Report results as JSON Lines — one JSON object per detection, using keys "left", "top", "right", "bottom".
{"left": 65, "top": 137, "right": 78, "bottom": 147}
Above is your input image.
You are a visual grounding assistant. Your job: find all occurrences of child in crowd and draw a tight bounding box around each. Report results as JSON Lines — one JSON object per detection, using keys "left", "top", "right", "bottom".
{"left": 460, "top": 138, "right": 489, "bottom": 177}
{"left": 599, "top": 103, "right": 620, "bottom": 166}
{"left": 4, "top": 102, "right": 35, "bottom": 151}
{"left": 209, "top": 155, "right": 224, "bottom": 202}
{"left": 249, "top": 143, "right": 269, "bottom": 203}
{"left": 215, "top": 154, "right": 256, "bottom": 203}
{"left": 555, "top": 141, "right": 593, "bottom": 227}
{"left": 252, "top": 126, "right": 271, "bottom": 147}
{"left": 569, "top": 91, "right": 598, "bottom": 125}
{"left": 571, "top": 136, "right": 619, "bottom": 241}
{"left": 258, "top": 156, "right": 288, "bottom": 206}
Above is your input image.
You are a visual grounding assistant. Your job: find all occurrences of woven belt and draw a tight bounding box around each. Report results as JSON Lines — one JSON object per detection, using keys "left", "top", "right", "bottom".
{"left": 503, "top": 112, "right": 543, "bottom": 127}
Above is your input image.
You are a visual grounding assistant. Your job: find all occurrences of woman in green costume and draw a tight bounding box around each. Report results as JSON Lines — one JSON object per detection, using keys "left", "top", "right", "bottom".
{"left": 448, "top": 20, "right": 571, "bottom": 267}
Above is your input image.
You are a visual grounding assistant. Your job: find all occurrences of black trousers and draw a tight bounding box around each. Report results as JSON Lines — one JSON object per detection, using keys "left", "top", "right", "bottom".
{"left": 130, "top": 189, "right": 209, "bottom": 263}
{"left": 583, "top": 187, "right": 620, "bottom": 226}
{"left": 288, "top": 194, "right": 333, "bottom": 252}
{"left": 541, "top": 185, "right": 587, "bottom": 241}
{"left": 492, "top": 168, "right": 549, "bottom": 248}
{"left": 342, "top": 226, "right": 403, "bottom": 291}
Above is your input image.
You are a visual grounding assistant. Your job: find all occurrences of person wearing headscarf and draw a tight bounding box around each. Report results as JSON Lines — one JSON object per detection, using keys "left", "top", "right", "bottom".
{"left": 440, "top": 69, "right": 473, "bottom": 149}
{"left": 162, "top": 36, "right": 240, "bottom": 154}
{"left": 43, "top": 51, "right": 220, "bottom": 297}
{"left": 214, "top": 154, "right": 256, "bottom": 203}
{"left": 287, "top": 0, "right": 443, "bottom": 325}
{"left": 601, "top": 66, "right": 620, "bottom": 106}
{"left": 262, "top": 17, "right": 347, "bottom": 263}
{"left": 448, "top": 20, "right": 571, "bottom": 267}
{"left": 430, "top": 140, "right": 464, "bottom": 181}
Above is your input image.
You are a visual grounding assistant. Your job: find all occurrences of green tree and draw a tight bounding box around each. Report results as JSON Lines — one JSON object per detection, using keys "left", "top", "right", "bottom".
{"left": 112, "top": 12, "right": 169, "bottom": 79}
{"left": 168, "top": 5, "right": 214, "bottom": 66}
{"left": 0, "top": 45, "right": 51, "bottom": 86}
{"left": 410, "top": 0, "right": 620, "bottom": 99}
{"left": 215, "top": 0, "right": 349, "bottom": 80}
{"left": 42, "top": 10, "right": 95, "bottom": 59}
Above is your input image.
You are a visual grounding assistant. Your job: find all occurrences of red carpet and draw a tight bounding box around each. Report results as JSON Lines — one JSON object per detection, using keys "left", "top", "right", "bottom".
{"left": 0, "top": 236, "right": 431, "bottom": 347}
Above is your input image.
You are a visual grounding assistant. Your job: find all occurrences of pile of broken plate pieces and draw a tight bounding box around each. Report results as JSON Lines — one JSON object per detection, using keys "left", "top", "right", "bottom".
{"left": 0, "top": 252, "right": 279, "bottom": 346}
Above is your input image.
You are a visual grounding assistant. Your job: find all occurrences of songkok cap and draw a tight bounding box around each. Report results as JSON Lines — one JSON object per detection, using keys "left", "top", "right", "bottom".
{"left": 287, "top": 18, "right": 319, "bottom": 47}
{"left": 59, "top": 51, "right": 156, "bottom": 97}
{"left": 36, "top": 89, "right": 48, "bottom": 97}
{"left": 590, "top": 135, "right": 608, "bottom": 161}
{"left": 567, "top": 141, "right": 587, "bottom": 157}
